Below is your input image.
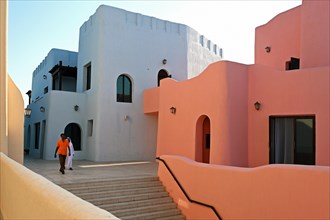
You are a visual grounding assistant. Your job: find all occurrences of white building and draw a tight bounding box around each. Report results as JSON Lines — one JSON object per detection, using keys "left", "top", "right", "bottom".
{"left": 24, "top": 5, "right": 222, "bottom": 161}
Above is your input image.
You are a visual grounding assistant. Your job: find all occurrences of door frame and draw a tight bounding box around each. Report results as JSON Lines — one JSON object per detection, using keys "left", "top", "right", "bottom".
{"left": 195, "top": 115, "right": 211, "bottom": 164}
{"left": 269, "top": 115, "right": 315, "bottom": 165}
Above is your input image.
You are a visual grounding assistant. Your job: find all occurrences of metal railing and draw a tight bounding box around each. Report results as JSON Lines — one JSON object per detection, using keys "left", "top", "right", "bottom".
{"left": 156, "top": 157, "right": 222, "bottom": 220}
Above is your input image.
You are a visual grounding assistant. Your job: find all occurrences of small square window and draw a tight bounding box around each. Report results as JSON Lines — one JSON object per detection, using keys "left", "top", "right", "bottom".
{"left": 88, "top": 120, "right": 93, "bottom": 136}
{"left": 44, "top": 86, "right": 48, "bottom": 94}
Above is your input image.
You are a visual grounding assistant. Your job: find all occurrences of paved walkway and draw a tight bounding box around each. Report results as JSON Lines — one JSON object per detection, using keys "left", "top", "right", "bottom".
{"left": 24, "top": 156, "right": 158, "bottom": 185}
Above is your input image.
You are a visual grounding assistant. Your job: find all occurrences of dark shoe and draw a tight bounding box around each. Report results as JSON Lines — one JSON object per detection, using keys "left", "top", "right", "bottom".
{"left": 69, "top": 168, "right": 73, "bottom": 170}
{"left": 60, "top": 169, "right": 64, "bottom": 174}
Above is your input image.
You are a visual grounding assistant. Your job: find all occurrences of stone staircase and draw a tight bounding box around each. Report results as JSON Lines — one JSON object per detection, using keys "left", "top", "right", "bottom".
{"left": 59, "top": 176, "right": 185, "bottom": 220}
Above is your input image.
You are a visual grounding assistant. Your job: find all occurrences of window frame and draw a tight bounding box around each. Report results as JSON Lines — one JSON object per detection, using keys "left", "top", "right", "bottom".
{"left": 116, "top": 74, "right": 132, "bottom": 103}
{"left": 34, "top": 122, "right": 40, "bottom": 149}
{"left": 84, "top": 62, "right": 91, "bottom": 91}
{"left": 269, "top": 115, "right": 315, "bottom": 165}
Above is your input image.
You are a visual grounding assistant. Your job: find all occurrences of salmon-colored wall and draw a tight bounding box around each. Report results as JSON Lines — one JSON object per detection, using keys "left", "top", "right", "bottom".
{"left": 144, "top": 0, "right": 329, "bottom": 167}
{"left": 248, "top": 65, "right": 330, "bottom": 167}
{"left": 149, "top": 62, "right": 329, "bottom": 167}
{"left": 255, "top": 6, "right": 301, "bottom": 70}
{"left": 300, "top": 0, "right": 330, "bottom": 68}
{"left": 156, "top": 61, "right": 248, "bottom": 166}
{"left": 159, "top": 155, "right": 330, "bottom": 220}
{"left": 144, "top": 87, "right": 159, "bottom": 114}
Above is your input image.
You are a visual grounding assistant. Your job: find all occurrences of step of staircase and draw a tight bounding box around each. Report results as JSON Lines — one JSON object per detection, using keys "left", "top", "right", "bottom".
{"left": 87, "top": 191, "right": 169, "bottom": 206}
{"left": 60, "top": 176, "right": 159, "bottom": 189}
{"left": 75, "top": 185, "right": 165, "bottom": 200}
{"left": 99, "top": 197, "right": 173, "bottom": 211}
{"left": 111, "top": 203, "right": 176, "bottom": 217}
{"left": 59, "top": 177, "right": 185, "bottom": 220}
{"left": 121, "top": 209, "right": 182, "bottom": 220}
{"left": 66, "top": 181, "right": 163, "bottom": 194}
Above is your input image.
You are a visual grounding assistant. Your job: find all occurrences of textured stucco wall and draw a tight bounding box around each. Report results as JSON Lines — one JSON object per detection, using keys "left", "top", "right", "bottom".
{"left": 187, "top": 28, "right": 222, "bottom": 79}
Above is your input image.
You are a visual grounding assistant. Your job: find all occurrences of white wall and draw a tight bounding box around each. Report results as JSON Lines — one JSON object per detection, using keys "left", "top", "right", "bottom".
{"left": 44, "top": 91, "right": 86, "bottom": 160}
{"left": 25, "top": 49, "right": 79, "bottom": 159}
{"left": 30, "top": 49, "right": 78, "bottom": 102}
{"left": 187, "top": 28, "right": 222, "bottom": 79}
{"left": 77, "top": 5, "right": 222, "bottom": 161}
{"left": 26, "top": 5, "right": 222, "bottom": 162}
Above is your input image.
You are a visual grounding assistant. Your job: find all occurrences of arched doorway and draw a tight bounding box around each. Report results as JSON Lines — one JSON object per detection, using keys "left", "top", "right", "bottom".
{"left": 64, "top": 123, "right": 81, "bottom": 151}
{"left": 158, "top": 69, "right": 170, "bottom": 86}
{"left": 195, "top": 116, "right": 211, "bottom": 163}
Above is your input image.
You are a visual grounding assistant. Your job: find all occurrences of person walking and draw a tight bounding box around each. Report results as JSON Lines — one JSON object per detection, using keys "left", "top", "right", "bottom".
{"left": 66, "top": 137, "right": 75, "bottom": 170}
{"left": 54, "top": 133, "right": 70, "bottom": 174}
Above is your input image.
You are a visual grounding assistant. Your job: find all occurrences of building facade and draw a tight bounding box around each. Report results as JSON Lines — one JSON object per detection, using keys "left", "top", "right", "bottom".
{"left": 24, "top": 5, "right": 222, "bottom": 161}
{"left": 144, "top": 0, "right": 330, "bottom": 167}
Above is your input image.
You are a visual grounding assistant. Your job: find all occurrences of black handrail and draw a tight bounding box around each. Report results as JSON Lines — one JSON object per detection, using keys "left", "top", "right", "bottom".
{"left": 156, "top": 157, "right": 222, "bottom": 220}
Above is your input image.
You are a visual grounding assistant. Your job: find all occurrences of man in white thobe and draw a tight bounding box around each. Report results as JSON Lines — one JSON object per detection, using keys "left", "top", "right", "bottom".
{"left": 66, "top": 137, "right": 75, "bottom": 170}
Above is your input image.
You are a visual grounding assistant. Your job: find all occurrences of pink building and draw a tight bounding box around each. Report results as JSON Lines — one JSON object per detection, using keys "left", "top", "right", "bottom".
{"left": 144, "top": 1, "right": 329, "bottom": 219}
{"left": 145, "top": 0, "right": 329, "bottom": 167}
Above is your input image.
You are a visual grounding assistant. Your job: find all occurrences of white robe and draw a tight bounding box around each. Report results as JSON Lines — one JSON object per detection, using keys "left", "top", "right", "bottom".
{"left": 66, "top": 141, "right": 75, "bottom": 168}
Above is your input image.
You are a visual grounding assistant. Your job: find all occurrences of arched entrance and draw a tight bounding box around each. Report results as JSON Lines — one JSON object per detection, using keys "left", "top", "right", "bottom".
{"left": 64, "top": 123, "right": 81, "bottom": 151}
{"left": 195, "top": 116, "right": 211, "bottom": 163}
{"left": 158, "top": 69, "right": 170, "bottom": 86}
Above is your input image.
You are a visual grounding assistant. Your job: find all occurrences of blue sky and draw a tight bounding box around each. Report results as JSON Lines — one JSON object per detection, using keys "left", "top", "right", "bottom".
{"left": 8, "top": 0, "right": 302, "bottom": 105}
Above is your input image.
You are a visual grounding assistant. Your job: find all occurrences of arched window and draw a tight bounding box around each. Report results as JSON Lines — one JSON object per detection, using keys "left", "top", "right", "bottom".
{"left": 64, "top": 123, "right": 81, "bottom": 151}
{"left": 117, "top": 74, "right": 132, "bottom": 103}
{"left": 158, "top": 69, "right": 170, "bottom": 86}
